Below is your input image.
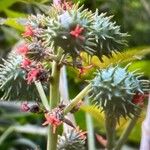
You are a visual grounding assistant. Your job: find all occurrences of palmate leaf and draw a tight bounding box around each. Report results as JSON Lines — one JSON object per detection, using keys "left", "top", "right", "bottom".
{"left": 80, "top": 105, "right": 104, "bottom": 125}
{"left": 81, "top": 47, "right": 150, "bottom": 69}
{"left": 0, "top": 52, "right": 40, "bottom": 101}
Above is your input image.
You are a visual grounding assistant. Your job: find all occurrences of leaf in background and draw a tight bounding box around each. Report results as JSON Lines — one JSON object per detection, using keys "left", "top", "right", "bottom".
{"left": 81, "top": 105, "right": 104, "bottom": 125}
{"left": 81, "top": 47, "right": 150, "bottom": 70}
{"left": 0, "top": 0, "right": 18, "bottom": 11}
{"left": 4, "top": 9, "right": 27, "bottom": 18}
{"left": 0, "top": 18, "right": 24, "bottom": 31}
{"left": 128, "top": 60, "right": 150, "bottom": 77}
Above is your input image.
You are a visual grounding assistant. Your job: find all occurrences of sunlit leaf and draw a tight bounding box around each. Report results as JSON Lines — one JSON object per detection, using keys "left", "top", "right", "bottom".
{"left": 0, "top": 18, "right": 24, "bottom": 31}
{"left": 128, "top": 60, "right": 150, "bottom": 77}
{"left": 81, "top": 47, "right": 150, "bottom": 69}
{"left": 4, "top": 9, "right": 27, "bottom": 18}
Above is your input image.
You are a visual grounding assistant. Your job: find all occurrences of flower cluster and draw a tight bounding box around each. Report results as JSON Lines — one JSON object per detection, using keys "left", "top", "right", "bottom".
{"left": 17, "top": 29, "right": 48, "bottom": 84}
{"left": 21, "top": 101, "right": 40, "bottom": 113}
{"left": 42, "top": 106, "right": 64, "bottom": 133}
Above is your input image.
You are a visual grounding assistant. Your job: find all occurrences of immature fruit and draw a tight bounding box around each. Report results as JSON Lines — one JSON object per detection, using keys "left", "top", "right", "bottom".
{"left": 90, "top": 65, "right": 149, "bottom": 119}
{"left": 57, "top": 128, "right": 86, "bottom": 150}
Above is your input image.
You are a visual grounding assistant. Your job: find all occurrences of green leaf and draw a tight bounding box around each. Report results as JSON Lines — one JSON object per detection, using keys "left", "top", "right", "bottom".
{"left": 80, "top": 105, "right": 104, "bottom": 125}
{"left": 128, "top": 60, "right": 150, "bottom": 77}
{"left": 84, "top": 47, "right": 150, "bottom": 69}
{"left": 4, "top": 9, "right": 27, "bottom": 18}
{"left": 0, "top": 0, "right": 18, "bottom": 11}
{"left": 0, "top": 18, "right": 24, "bottom": 31}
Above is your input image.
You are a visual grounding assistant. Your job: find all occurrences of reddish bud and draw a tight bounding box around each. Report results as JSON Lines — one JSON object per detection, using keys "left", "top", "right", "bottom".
{"left": 78, "top": 65, "right": 93, "bottom": 77}
{"left": 132, "top": 92, "right": 145, "bottom": 105}
{"left": 26, "top": 68, "right": 40, "bottom": 84}
{"left": 21, "top": 101, "right": 30, "bottom": 112}
{"left": 22, "top": 26, "right": 35, "bottom": 37}
{"left": 21, "top": 58, "right": 32, "bottom": 69}
{"left": 17, "top": 44, "right": 29, "bottom": 55}
{"left": 70, "top": 25, "right": 84, "bottom": 40}
{"left": 42, "top": 112, "right": 62, "bottom": 133}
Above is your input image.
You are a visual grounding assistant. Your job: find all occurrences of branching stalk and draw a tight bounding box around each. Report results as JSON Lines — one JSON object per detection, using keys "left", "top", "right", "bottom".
{"left": 114, "top": 110, "right": 141, "bottom": 150}
{"left": 35, "top": 81, "right": 49, "bottom": 110}
{"left": 63, "top": 84, "right": 92, "bottom": 115}
{"left": 47, "top": 59, "right": 61, "bottom": 150}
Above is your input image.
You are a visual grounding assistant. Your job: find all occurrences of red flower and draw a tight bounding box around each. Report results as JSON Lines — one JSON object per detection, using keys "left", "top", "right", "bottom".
{"left": 26, "top": 68, "right": 40, "bottom": 84}
{"left": 70, "top": 25, "right": 84, "bottom": 40}
{"left": 42, "top": 112, "right": 62, "bottom": 133}
{"left": 21, "top": 101, "right": 30, "bottom": 112}
{"left": 21, "top": 58, "right": 32, "bottom": 69}
{"left": 22, "top": 26, "right": 35, "bottom": 37}
{"left": 61, "top": 1, "right": 72, "bottom": 10}
{"left": 17, "top": 44, "right": 29, "bottom": 55}
{"left": 78, "top": 64, "right": 93, "bottom": 77}
{"left": 132, "top": 92, "right": 145, "bottom": 105}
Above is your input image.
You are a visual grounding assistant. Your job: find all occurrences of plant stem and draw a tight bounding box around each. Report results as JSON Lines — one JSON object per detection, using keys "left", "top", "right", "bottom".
{"left": 35, "top": 81, "right": 49, "bottom": 110}
{"left": 63, "top": 84, "right": 92, "bottom": 115}
{"left": 114, "top": 110, "right": 141, "bottom": 150}
{"left": 85, "top": 97, "right": 96, "bottom": 150}
{"left": 105, "top": 112, "right": 116, "bottom": 150}
{"left": 47, "top": 60, "right": 61, "bottom": 150}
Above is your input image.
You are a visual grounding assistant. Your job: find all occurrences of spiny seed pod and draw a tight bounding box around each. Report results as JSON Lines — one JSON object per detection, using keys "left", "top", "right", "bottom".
{"left": 91, "top": 11, "right": 128, "bottom": 62}
{"left": 90, "top": 64, "right": 149, "bottom": 120}
{"left": 57, "top": 128, "right": 86, "bottom": 150}
{"left": 42, "top": 5, "right": 95, "bottom": 62}
{"left": 20, "top": 3, "right": 127, "bottom": 65}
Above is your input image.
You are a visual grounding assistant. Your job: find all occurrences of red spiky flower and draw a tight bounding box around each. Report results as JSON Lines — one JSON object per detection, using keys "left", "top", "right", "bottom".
{"left": 26, "top": 68, "right": 41, "bottom": 84}
{"left": 70, "top": 24, "right": 84, "bottom": 40}
{"left": 42, "top": 111, "right": 62, "bottom": 133}
{"left": 132, "top": 92, "right": 149, "bottom": 106}
{"left": 21, "top": 58, "right": 32, "bottom": 69}
{"left": 22, "top": 25, "right": 35, "bottom": 37}
{"left": 21, "top": 101, "right": 30, "bottom": 112}
{"left": 17, "top": 44, "right": 29, "bottom": 55}
{"left": 78, "top": 64, "right": 93, "bottom": 77}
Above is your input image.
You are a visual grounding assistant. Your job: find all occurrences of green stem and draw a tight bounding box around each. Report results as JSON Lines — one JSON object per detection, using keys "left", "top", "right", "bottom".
{"left": 47, "top": 60, "right": 61, "bottom": 150}
{"left": 85, "top": 97, "right": 96, "bottom": 150}
{"left": 105, "top": 112, "right": 116, "bottom": 150}
{"left": 114, "top": 110, "right": 141, "bottom": 150}
{"left": 63, "top": 84, "right": 92, "bottom": 115}
{"left": 35, "top": 81, "right": 49, "bottom": 110}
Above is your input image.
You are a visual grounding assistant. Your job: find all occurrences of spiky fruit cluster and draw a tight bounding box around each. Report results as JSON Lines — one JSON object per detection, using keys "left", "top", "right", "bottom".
{"left": 0, "top": 52, "right": 40, "bottom": 100}
{"left": 57, "top": 128, "right": 86, "bottom": 150}
{"left": 90, "top": 65, "right": 149, "bottom": 119}
{"left": 21, "top": 2, "right": 127, "bottom": 65}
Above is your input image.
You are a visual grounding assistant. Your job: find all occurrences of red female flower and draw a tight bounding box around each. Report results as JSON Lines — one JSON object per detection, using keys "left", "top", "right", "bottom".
{"left": 61, "top": 1, "right": 72, "bottom": 10}
{"left": 42, "top": 112, "right": 62, "bottom": 133}
{"left": 78, "top": 64, "right": 93, "bottom": 77}
{"left": 26, "top": 68, "right": 40, "bottom": 84}
{"left": 132, "top": 92, "right": 146, "bottom": 105}
{"left": 70, "top": 25, "right": 84, "bottom": 40}
{"left": 21, "top": 101, "right": 30, "bottom": 112}
{"left": 21, "top": 58, "right": 32, "bottom": 69}
{"left": 17, "top": 44, "right": 29, "bottom": 55}
{"left": 22, "top": 25, "right": 35, "bottom": 37}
